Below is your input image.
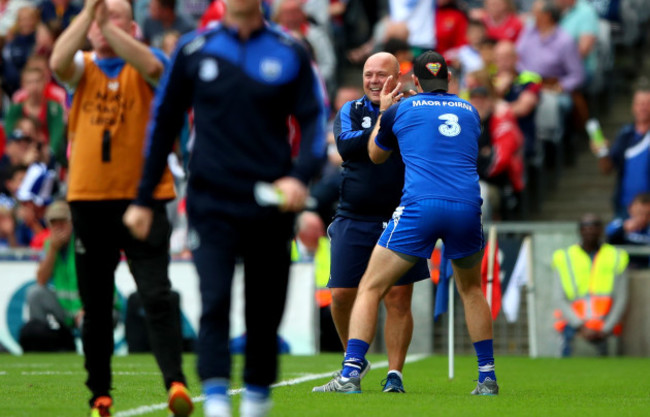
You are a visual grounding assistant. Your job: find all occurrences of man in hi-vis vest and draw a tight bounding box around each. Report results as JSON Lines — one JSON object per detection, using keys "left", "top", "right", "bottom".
{"left": 552, "top": 213, "right": 629, "bottom": 357}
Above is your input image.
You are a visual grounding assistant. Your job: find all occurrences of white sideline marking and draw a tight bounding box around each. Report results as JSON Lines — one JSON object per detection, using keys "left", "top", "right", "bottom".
{"left": 19, "top": 371, "right": 161, "bottom": 376}
{"left": 115, "top": 353, "right": 429, "bottom": 417}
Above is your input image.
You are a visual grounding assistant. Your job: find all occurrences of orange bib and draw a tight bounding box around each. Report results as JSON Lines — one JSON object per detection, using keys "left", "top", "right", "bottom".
{"left": 67, "top": 52, "right": 174, "bottom": 201}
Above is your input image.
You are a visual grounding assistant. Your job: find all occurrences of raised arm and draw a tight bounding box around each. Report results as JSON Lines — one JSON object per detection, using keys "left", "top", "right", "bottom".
{"left": 95, "top": 1, "right": 164, "bottom": 83}
{"left": 50, "top": 0, "right": 99, "bottom": 82}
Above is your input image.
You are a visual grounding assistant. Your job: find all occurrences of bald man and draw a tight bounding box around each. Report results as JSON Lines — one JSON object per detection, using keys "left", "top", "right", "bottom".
{"left": 312, "top": 52, "right": 429, "bottom": 394}
{"left": 50, "top": 1, "right": 192, "bottom": 415}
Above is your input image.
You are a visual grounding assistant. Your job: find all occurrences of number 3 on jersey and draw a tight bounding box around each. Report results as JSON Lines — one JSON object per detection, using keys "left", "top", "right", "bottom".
{"left": 438, "top": 113, "right": 461, "bottom": 137}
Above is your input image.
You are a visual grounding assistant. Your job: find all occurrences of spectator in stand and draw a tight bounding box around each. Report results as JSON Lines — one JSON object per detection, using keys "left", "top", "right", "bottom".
{"left": 468, "top": 69, "right": 524, "bottom": 220}
{"left": 0, "top": 0, "right": 31, "bottom": 38}
{"left": 273, "top": 0, "right": 337, "bottom": 93}
{"left": 598, "top": 86, "right": 650, "bottom": 217}
{"left": 606, "top": 192, "right": 650, "bottom": 269}
{"left": 15, "top": 162, "right": 57, "bottom": 248}
{"left": 472, "top": 0, "right": 523, "bottom": 42}
{"left": 2, "top": 5, "right": 40, "bottom": 96}
{"left": 388, "top": 0, "right": 435, "bottom": 53}
{"left": 554, "top": 0, "right": 599, "bottom": 81}
{"left": 0, "top": 164, "right": 27, "bottom": 199}
{"left": 142, "top": 0, "right": 195, "bottom": 49}
{"left": 382, "top": 37, "right": 415, "bottom": 92}
{"left": 35, "top": 23, "right": 55, "bottom": 56}
{"left": 39, "top": 0, "right": 82, "bottom": 37}
{"left": 5, "top": 66, "right": 66, "bottom": 166}
{"left": 0, "top": 129, "right": 34, "bottom": 175}
{"left": 160, "top": 30, "right": 180, "bottom": 57}
{"left": 435, "top": 0, "right": 468, "bottom": 56}
{"left": 493, "top": 40, "right": 541, "bottom": 159}
{"left": 516, "top": 0, "right": 584, "bottom": 95}
{"left": 447, "top": 19, "right": 486, "bottom": 93}
{"left": 12, "top": 54, "right": 67, "bottom": 109}
{"left": 0, "top": 195, "right": 18, "bottom": 248}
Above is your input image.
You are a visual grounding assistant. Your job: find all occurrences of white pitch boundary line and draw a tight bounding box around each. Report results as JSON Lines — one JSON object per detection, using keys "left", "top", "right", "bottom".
{"left": 115, "top": 353, "right": 429, "bottom": 417}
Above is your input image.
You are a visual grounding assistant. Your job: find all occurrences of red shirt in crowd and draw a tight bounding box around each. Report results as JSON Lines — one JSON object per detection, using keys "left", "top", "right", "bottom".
{"left": 436, "top": 6, "right": 468, "bottom": 56}
{"left": 483, "top": 13, "right": 523, "bottom": 42}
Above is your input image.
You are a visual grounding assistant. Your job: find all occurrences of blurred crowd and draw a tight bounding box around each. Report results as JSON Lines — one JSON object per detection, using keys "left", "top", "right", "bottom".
{"left": 0, "top": 0, "right": 648, "bottom": 256}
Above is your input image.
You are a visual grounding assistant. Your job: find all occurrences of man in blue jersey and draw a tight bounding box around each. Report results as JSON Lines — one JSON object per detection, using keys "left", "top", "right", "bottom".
{"left": 326, "top": 50, "right": 498, "bottom": 395}
{"left": 598, "top": 87, "right": 650, "bottom": 218}
{"left": 123, "top": 0, "right": 328, "bottom": 416}
{"left": 312, "top": 52, "right": 429, "bottom": 394}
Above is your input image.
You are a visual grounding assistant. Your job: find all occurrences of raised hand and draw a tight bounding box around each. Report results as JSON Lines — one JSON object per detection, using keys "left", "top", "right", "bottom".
{"left": 379, "top": 75, "right": 404, "bottom": 112}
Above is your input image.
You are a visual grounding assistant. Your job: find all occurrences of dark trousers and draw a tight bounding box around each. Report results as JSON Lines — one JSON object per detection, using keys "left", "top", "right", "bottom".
{"left": 191, "top": 210, "right": 294, "bottom": 386}
{"left": 70, "top": 200, "right": 185, "bottom": 404}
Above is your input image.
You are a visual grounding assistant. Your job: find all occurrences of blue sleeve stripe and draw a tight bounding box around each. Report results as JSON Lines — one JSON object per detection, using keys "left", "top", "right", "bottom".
{"left": 337, "top": 101, "right": 366, "bottom": 140}
{"left": 339, "top": 130, "right": 364, "bottom": 140}
{"left": 375, "top": 137, "right": 393, "bottom": 151}
{"left": 339, "top": 101, "right": 353, "bottom": 132}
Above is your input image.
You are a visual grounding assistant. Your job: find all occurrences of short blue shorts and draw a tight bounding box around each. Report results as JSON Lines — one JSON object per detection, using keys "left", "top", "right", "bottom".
{"left": 327, "top": 216, "right": 430, "bottom": 288}
{"left": 378, "top": 198, "right": 484, "bottom": 260}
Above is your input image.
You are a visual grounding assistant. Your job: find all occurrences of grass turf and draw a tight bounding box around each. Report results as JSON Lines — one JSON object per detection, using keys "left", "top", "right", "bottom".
{"left": 0, "top": 353, "right": 648, "bottom": 416}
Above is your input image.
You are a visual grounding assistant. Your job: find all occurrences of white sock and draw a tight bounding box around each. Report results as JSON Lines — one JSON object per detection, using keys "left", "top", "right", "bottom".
{"left": 240, "top": 396, "right": 272, "bottom": 417}
{"left": 204, "top": 395, "right": 231, "bottom": 417}
{"left": 387, "top": 370, "right": 403, "bottom": 380}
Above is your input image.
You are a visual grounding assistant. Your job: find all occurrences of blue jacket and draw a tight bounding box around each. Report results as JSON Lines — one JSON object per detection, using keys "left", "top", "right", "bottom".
{"left": 333, "top": 95, "right": 406, "bottom": 221}
{"left": 136, "top": 23, "right": 328, "bottom": 218}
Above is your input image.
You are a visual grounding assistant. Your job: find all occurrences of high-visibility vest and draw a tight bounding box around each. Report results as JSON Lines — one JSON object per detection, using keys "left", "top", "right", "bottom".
{"left": 552, "top": 243, "right": 628, "bottom": 333}
{"left": 291, "top": 237, "right": 332, "bottom": 308}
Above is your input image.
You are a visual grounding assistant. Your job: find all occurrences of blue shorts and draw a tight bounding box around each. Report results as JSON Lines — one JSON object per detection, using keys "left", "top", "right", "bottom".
{"left": 327, "top": 216, "right": 430, "bottom": 288}
{"left": 378, "top": 199, "right": 484, "bottom": 260}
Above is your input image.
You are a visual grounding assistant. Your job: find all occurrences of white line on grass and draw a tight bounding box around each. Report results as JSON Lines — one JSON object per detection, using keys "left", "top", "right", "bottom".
{"left": 115, "top": 353, "right": 429, "bottom": 417}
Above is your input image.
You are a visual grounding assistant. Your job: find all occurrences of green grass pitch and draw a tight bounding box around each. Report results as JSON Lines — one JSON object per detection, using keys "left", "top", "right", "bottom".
{"left": 1, "top": 353, "right": 648, "bottom": 416}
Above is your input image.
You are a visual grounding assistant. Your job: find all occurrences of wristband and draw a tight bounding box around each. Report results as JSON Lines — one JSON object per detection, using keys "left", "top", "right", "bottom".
{"left": 596, "top": 147, "right": 609, "bottom": 158}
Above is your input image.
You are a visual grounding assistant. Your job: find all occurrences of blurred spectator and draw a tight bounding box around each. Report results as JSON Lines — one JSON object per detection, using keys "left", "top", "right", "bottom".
{"left": 24, "top": 200, "right": 122, "bottom": 351}
{"left": 598, "top": 86, "right": 650, "bottom": 217}
{"left": 142, "top": 0, "right": 195, "bottom": 49}
{"left": 388, "top": 0, "right": 434, "bottom": 52}
{"left": 160, "top": 29, "right": 180, "bottom": 56}
{"left": 35, "top": 23, "right": 55, "bottom": 56}
{"left": 554, "top": 0, "right": 599, "bottom": 80}
{"left": 39, "top": 0, "right": 82, "bottom": 38}
{"left": 606, "top": 192, "right": 650, "bottom": 269}
{"left": 382, "top": 37, "right": 415, "bottom": 92}
{"left": 0, "top": 194, "right": 18, "bottom": 248}
{"left": 15, "top": 161, "right": 57, "bottom": 248}
{"left": 11, "top": 54, "right": 67, "bottom": 109}
{"left": 468, "top": 69, "right": 524, "bottom": 220}
{"left": 447, "top": 19, "right": 486, "bottom": 94}
{"left": 476, "top": 0, "right": 524, "bottom": 42}
{"left": 5, "top": 66, "right": 66, "bottom": 166}
{"left": 0, "top": 0, "right": 30, "bottom": 38}
{"left": 2, "top": 5, "right": 40, "bottom": 96}
{"left": 478, "top": 37, "right": 497, "bottom": 74}
{"left": 273, "top": 0, "right": 337, "bottom": 92}
{"left": 552, "top": 213, "right": 629, "bottom": 357}
{"left": 0, "top": 163, "right": 27, "bottom": 197}
{"left": 516, "top": 0, "right": 584, "bottom": 94}
{"left": 493, "top": 40, "right": 541, "bottom": 158}
{"left": 585, "top": 0, "right": 620, "bottom": 21}
{"left": 435, "top": 0, "right": 468, "bottom": 56}
{"left": 0, "top": 129, "right": 34, "bottom": 173}
{"left": 176, "top": 0, "right": 212, "bottom": 22}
